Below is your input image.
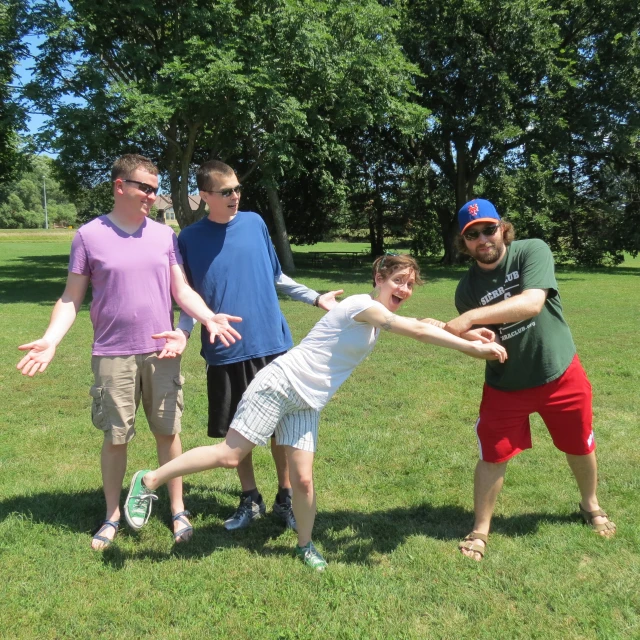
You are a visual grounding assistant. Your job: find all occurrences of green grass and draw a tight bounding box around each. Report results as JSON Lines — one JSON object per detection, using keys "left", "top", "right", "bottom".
{"left": 1, "top": 232, "right": 639, "bottom": 639}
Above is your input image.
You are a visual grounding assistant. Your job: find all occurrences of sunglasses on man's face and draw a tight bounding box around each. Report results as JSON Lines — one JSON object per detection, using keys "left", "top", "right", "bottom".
{"left": 463, "top": 224, "right": 500, "bottom": 241}
{"left": 121, "top": 179, "right": 159, "bottom": 196}
{"left": 205, "top": 185, "right": 242, "bottom": 198}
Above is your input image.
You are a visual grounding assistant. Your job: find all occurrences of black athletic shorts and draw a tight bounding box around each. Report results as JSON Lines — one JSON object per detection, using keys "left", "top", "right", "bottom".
{"left": 206, "top": 352, "right": 286, "bottom": 438}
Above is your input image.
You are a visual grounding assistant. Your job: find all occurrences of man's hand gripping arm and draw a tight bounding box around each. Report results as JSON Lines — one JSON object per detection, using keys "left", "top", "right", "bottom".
{"left": 354, "top": 306, "right": 507, "bottom": 362}
{"left": 445, "top": 289, "right": 548, "bottom": 337}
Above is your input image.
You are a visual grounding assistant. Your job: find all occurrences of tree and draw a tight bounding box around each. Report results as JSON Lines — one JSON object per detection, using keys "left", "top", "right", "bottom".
{"left": 0, "top": 0, "right": 29, "bottom": 184}
{"left": 474, "top": 0, "right": 640, "bottom": 266}
{"left": 233, "top": 1, "right": 425, "bottom": 257}
{"left": 27, "top": 0, "right": 421, "bottom": 269}
{"left": 397, "top": 0, "right": 640, "bottom": 263}
{"left": 338, "top": 125, "right": 412, "bottom": 256}
{"left": 0, "top": 155, "right": 77, "bottom": 228}
{"left": 479, "top": 136, "right": 640, "bottom": 267}
{"left": 71, "top": 181, "right": 114, "bottom": 224}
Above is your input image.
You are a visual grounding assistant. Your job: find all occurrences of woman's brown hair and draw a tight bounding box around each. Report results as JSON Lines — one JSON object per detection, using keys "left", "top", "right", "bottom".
{"left": 371, "top": 254, "right": 423, "bottom": 287}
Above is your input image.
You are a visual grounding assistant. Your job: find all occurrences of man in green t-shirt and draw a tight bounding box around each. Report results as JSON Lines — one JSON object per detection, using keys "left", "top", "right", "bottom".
{"left": 443, "top": 198, "right": 616, "bottom": 561}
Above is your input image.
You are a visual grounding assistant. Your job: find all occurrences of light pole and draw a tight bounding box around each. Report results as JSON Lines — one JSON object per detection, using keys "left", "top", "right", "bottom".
{"left": 43, "top": 175, "right": 48, "bottom": 230}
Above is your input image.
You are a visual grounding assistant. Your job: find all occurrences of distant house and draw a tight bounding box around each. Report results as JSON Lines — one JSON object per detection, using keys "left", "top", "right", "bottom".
{"left": 154, "top": 194, "right": 204, "bottom": 225}
{"left": 154, "top": 195, "right": 174, "bottom": 221}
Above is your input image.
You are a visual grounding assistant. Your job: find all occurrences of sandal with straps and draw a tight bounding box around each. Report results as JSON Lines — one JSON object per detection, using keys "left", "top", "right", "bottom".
{"left": 579, "top": 504, "right": 616, "bottom": 536}
{"left": 458, "top": 531, "right": 488, "bottom": 560}
{"left": 172, "top": 510, "right": 193, "bottom": 544}
{"left": 92, "top": 519, "right": 119, "bottom": 550}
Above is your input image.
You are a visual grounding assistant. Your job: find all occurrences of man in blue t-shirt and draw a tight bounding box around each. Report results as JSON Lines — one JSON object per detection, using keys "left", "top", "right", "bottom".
{"left": 173, "top": 160, "right": 342, "bottom": 532}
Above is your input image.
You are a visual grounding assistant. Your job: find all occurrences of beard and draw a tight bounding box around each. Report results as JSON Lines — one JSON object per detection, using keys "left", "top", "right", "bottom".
{"left": 469, "top": 238, "right": 505, "bottom": 265}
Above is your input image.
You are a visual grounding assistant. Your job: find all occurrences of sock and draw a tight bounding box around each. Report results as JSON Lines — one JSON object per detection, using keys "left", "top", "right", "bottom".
{"left": 276, "top": 487, "right": 293, "bottom": 504}
{"left": 241, "top": 488, "right": 261, "bottom": 503}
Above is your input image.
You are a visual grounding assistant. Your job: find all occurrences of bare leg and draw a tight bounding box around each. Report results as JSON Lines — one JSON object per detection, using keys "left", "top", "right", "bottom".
{"left": 92, "top": 441, "right": 127, "bottom": 550}
{"left": 155, "top": 433, "right": 191, "bottom": 540}
{"left": 460, "top": 459, "right": 508, "bottom": 561}
{"left": 236, "top": 451, "right": 258, "bottom": 493}
{"left": 231, "top": 438, "right": 291, "bottom": 496}
{"left": 143, "top": 430, "right": 256, "bottom": 491}
{"left": 286, "top": 447, "right": 316, "bottom": 547}
{"left": 270, "top": 439, "right": 292, "bottom": 491}
{"left": 566, "top": 451, "right": 614, "bottom": 537}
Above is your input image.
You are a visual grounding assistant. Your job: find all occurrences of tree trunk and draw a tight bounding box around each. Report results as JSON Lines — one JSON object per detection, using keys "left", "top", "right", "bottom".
{"left": 368, "top": 217, "right": 384, "bottom": 256}
{"left": 165, "top": 119, "right": 204, "bottom": 229}
{"left": 439, "top": 146, "right": 478, "bottom": 264}
{"left": 437, "top": 206, "right": 461, "bottom": 264}
{"left": 265, "top": 185, "right": 296, "bottom": 273}
{"left": 365, "top": 193, "right": 384, "bottom": 257}
{"left": 567, "top": 155, "right": 580, "bottom": 251}
{"left": 169, "top": 171, "right": 202, "bottom": 229}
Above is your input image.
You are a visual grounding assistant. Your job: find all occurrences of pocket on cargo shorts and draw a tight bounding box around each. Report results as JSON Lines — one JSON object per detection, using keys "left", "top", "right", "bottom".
{"left": 89, "top": 385, "right": 107, "bottom": 431}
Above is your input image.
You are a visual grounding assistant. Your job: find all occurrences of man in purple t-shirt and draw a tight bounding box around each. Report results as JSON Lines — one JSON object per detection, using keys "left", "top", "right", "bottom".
{"left": 17, "top": 154, "right": 241, "bottom": 550}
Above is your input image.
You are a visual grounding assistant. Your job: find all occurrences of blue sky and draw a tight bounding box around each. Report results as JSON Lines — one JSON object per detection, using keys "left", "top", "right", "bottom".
{"left": 16, "top": 34, "right": 51, "bottom": 138}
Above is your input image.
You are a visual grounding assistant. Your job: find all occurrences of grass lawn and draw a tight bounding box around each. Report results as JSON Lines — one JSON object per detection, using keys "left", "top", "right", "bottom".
{"left": 1, "top": 231, "right": 638, "bottom": 639}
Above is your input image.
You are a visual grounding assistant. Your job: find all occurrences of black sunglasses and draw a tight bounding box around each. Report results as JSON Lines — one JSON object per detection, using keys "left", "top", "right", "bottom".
{"left": 463, "top": 224, "right": 500, "bottom": 241}
{"left": 121, "top": 179, "right": 159, "bottom": 196}
{"left": 205, "top": 185, "right": 242, "bottom": 198}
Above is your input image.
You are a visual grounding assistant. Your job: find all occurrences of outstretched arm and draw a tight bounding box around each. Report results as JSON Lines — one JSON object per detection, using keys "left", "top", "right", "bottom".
{"left": 17, "top": 272, "right": 90, "bottom": 376}
{"left": 170, "top": 264, "right": 242, "bottom": 346}
{"left": 418, "top": 317, "right": 495, "bottom": 343}
{"left": 445, "top": 289, "right": 547, "bottom": 336}
{"left": 354, "top": 305, "right": 507, "bottom": 362}
{"left": 275, "top": 272, "right": 343, "bottom": 311}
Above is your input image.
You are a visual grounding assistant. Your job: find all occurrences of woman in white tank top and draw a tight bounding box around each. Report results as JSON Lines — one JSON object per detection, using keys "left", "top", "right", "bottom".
{"left": 125, "top": 255, "right": 506, "bottom": 570}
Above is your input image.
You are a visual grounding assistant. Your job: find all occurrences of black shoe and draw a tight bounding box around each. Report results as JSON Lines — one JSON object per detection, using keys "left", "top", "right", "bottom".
{"left": 272, "top": 497, "right": 297, "bottom": 531}
{"left": 223, "top": 495, "right": 266, "bottom": 531}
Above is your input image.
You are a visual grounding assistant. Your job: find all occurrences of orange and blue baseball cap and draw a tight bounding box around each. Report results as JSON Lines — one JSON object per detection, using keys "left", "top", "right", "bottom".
{"left": 458, "top": 199, "right": 501, "bottom": 234}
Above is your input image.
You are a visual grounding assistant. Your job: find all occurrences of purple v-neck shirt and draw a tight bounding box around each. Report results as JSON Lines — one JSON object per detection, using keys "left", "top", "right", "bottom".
{"left": 69, "top": 215, "right": 182, "bottom": 356}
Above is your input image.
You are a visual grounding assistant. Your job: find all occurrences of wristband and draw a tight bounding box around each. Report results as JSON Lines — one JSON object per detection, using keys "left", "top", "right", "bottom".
{"left": 313, "top": 294, "right": 321, "bottom": 307}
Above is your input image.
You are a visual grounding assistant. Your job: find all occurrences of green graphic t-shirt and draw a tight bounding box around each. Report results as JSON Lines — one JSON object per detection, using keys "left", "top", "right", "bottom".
{"left": 455, "top": 239, "right": 576, "bottom": 390}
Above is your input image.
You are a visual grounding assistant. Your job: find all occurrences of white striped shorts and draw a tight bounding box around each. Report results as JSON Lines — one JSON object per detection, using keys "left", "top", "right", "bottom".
{"left": 229, "top": 363, "right": 320, "bottom": 452}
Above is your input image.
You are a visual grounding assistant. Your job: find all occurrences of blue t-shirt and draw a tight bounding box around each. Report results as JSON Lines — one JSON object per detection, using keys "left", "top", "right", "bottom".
{"left": 178, "top": 211, "right": 293, "bottom": 366}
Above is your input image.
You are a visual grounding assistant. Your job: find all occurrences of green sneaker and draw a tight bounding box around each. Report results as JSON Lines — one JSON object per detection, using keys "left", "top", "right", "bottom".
{"left": 125, "top": 470, "right": 157, "bottom": 530}
{"left": 295, "top": 541, "right": 328, "bottom": 571}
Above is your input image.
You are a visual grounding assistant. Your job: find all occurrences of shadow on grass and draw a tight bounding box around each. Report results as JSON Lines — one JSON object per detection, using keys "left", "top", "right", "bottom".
{"left": 0, "top": 482, "right": 234, "bottom": 543}
{"left": 0, "top": 254, "right": 70, "bottom": 304}
{"left": 0, "top": 483, "right": 575, "bottom": 568}
{"left": 3, "top": 252, "right": 636, "bottom": 307}
{"left": 556, "top": 264, "right": 640, "bottom": 277}
{"left": 312, "top": 504, "right": 576, "bottom": 565}
{"left": 283, "top": 259, "right": 470, "bottom": 291}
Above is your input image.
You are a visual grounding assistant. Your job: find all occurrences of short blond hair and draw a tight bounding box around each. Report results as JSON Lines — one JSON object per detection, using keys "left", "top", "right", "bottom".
{"left": 111, "top": 154, "right": 158, "bottom": 182}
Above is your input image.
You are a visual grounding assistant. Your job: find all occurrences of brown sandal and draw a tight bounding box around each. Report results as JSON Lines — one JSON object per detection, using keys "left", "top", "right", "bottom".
{"left": 579, "top": 505, "right": 616, "bottom": 535}
{"left": 458, "top": 531, "right": 488, "bottom": 559}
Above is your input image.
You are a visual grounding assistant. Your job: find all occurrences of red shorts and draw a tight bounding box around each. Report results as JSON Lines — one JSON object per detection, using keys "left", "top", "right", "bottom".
{"left": 475, "top": 355, "right": 595, "bottom": 463}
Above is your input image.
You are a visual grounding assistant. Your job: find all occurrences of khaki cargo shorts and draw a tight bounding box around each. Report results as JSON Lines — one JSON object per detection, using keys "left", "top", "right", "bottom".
{"left": 90, "top": 353, "right": 184, "bottom": 445}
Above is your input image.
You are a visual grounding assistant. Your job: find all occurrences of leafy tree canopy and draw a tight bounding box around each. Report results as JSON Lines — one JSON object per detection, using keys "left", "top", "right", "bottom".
{"left": 397, "top": 0, "right": 640, "bottom": 263}
{"left": 0, "top": 154, "right": 78, "bottom": 228}
{"left": 27, "top": 0, "right": 422, "bottom": 269}
{"left": 0, "top": 0, "right": 30, "bottom": 185}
